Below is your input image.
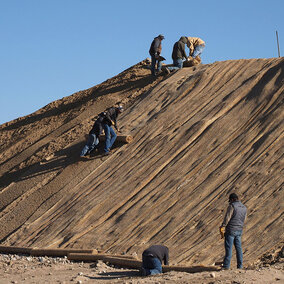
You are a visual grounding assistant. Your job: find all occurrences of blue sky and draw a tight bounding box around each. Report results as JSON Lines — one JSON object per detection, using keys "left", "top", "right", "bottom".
{"left": 0, "top": 0, "right": 283, "bottom": 124}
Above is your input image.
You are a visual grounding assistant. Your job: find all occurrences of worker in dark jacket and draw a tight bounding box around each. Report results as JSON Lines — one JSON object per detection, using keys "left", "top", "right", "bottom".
{"left": 220, "top": 193, "right": 247, "bottom": 269}
{"left": 102, "top": 105, "right": 124, "bottom": 155}
{"left": 165, "top": 36, "right": 188, "bottom": 73}
{"left": 80, "top": 116, "right": 104, "bottom": 157}
{"left": 140, "top": 245, "right": 169, "bottom": 276}
{"left": 149, "top": 34, "right": 165, "bottom": 76}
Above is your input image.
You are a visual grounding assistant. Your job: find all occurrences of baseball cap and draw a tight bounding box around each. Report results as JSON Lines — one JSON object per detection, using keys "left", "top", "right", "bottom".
{"left": 229, "top": 193, "right": 238, "bottom": 200}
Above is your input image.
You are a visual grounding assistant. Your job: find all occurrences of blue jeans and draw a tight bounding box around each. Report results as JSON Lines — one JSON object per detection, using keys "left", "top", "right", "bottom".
{"left": 103, "top": 124, "right": 117, "bottom": 153}
{"left": 168, "top": 58, "right": 183, "bottom": 71}
{"left": 150, "top": 55, "right": 162, "bottom": 75}
{"left": 142, "top": 256, "right": 162, "bottom": 275}
{"left": 80, "top": 134, "right": 99, "bottom": 156}
{"left": 223, "top": 230, "right": 243, "bottom": 269}
{"left": 192, "top": 44, "right": 205, "bottom": 58}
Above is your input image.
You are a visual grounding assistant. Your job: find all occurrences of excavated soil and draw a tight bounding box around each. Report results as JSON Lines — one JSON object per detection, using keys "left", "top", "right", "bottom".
{"left": 0, "top": 58, "right": 283, "bottom": 282}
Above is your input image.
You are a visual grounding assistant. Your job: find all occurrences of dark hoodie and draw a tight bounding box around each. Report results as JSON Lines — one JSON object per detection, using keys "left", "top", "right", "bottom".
{"left": 102, "top": 107, "right": 120, "bottom": 130}
{"left": 142, "top": 245, "right": 169, "bottom": 265}
{"left": 89, "top": 116, "right": 104, "bottom": 136}
{"left": 172, "top": 36, "right": 188, "bottom": 60}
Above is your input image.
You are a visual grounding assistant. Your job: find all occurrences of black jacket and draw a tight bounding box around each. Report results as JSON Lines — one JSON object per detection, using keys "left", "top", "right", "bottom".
{"left": 149, "top": 37, "right": 162, "bottom": 56}
{"left": 172, "top": 37, "right": 188, "bottom": 60}
{"left": 142, "top": 245, "right": 169, "bottom": 265}
{"left": 102, "top": 107, "right": 120, "bottom": 130}
{"left": 89, "top": 116, "right": 104, "bottom": 136}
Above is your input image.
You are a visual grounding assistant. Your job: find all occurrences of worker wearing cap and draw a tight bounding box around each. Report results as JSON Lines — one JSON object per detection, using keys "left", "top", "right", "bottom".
{"left": 220, "top": 193, "right": 247, "bottom": 269}
{"left": 101, "top": 105, "right": 124, "bottom": 155}
{"left": 149, "top": 34, "right": 165, "bottom": 76}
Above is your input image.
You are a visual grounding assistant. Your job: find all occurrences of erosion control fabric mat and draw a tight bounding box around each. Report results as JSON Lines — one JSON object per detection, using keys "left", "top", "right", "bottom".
{"left": 0, "top": 58, "right": 283, "bottom": 268}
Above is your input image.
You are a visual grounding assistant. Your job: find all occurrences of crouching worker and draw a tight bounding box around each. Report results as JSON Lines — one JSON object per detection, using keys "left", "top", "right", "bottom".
{"left": 140, "top": 245, "right": 169, "bottom": 276}
{"left": 187, "top": 36, "right": 205, "bottom": 63}
{"left": 164, "top": 36, "right": 188, "bottom": 74}
{"left": 80, "top": 115, "right": 104, "bottom": 157}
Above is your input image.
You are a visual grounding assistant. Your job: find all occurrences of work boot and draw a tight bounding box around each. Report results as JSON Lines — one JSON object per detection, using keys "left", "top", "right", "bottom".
{"left": 164, "top": 67, "right": 170, "bottom": 74}
{"left": 139, "top": 267, "right": 147, "bottom": 276}
{"left": 80, "top": 155, "right": 89, "bottom": 159}
{"left": 155, "top": 70, "right": 163, "bottom": 76}
{"left": 195, "top": 56, "right": 201, "bottom": 63}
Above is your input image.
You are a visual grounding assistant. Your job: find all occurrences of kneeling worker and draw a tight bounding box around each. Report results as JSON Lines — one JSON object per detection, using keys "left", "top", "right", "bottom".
{"left": 140, "top": 245, "right": 169, "bottom": 276}
{"left": 165, "top": 36, "right": 188, "bottom": 73}
{"left": 80, "top": 115, "right": 104, "bottom": 157}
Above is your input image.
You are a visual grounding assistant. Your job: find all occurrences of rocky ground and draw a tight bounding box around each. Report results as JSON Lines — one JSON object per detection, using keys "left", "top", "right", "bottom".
{"left": 0, "top": 252, "right": 283, "bottom": 284}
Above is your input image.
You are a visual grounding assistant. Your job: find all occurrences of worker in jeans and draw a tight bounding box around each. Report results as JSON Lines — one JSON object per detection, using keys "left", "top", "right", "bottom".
{"left": 164, "top": 36, "right": 188, "bottom": 73}
{"left": 149, "top": 34, "right": 165, "bottom": 76}
{"left": 140, "top": 245, "right": 169, "bottom": 276}
{"left": 101, "top": 105, "right": 124, "bottom": 155}
{"left": 80, "top": 116, "right": 103, "bottom": 157}
{"left": 187, "top": 36, "right": 205, "bottom": 62}
{"left": 220, "top": 193, "right": 247, "bottom": 269}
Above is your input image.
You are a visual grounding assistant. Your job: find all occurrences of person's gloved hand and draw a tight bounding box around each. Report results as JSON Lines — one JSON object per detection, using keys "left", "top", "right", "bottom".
{"left": 219, "top": 227, "right": 225, "bottom": 239}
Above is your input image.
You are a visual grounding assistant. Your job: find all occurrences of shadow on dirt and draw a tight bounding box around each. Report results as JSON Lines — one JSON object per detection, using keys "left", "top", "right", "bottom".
{"left": 0, "top": 139, "right": 127, "bottom": 201}
{"left": 83, "top": 269, "right": 140, "bottom": 280}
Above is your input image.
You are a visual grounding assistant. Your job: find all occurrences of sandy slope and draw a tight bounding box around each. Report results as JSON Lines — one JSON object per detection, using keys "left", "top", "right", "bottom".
{"left": 0, "top": 58, "right": 283, "bottom": 270}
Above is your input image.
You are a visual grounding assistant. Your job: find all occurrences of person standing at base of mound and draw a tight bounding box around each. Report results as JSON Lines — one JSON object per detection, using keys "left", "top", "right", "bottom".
{"left": 187, "top": 36, "right": 205, "bottom": 63}
{"left": 140, "top": 245, "right": 169, "bottom": 276}
{"left": 149, "top": 34, "right": 165, "bottom": 76}
{"left": 80, "top": 115, "right": 104, "bottom": 157}
{"left": 164, "top": 36, "right": 189, "bottom": 74}
{"left": 101, "top": 104, "right": 124, "bottom": 156}
{"left": 220, "top": 193, "right": 247, "bottom": 270}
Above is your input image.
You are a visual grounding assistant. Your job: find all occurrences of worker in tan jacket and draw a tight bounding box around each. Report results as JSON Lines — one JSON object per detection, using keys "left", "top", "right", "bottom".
{"left": 187, "top": 37, "right": 205, "bottom": 61}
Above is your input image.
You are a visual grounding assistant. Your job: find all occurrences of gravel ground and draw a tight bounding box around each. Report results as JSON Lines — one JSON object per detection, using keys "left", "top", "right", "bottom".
{"left": 1, "top": 253, "right": 283, "bottom": 284}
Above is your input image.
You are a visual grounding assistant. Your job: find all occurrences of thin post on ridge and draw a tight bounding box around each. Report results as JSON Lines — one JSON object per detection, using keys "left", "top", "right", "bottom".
{"left": 276, "top": 31, "right": 281, "bottom": 57}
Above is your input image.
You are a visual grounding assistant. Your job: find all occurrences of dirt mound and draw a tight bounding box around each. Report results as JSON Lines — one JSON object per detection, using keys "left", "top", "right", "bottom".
{"left": 0, "top": 57, "right": 283, "bottom": 269}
